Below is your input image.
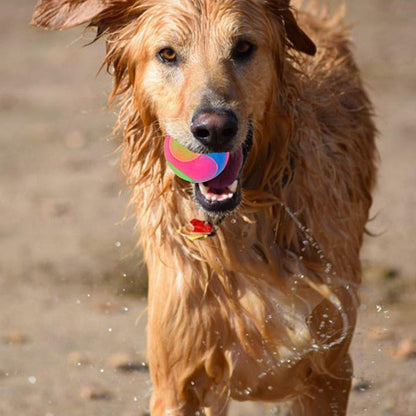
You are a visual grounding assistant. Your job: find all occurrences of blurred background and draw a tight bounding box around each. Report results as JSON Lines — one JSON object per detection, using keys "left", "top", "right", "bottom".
{"left": 0, "top": 1, "right": 415, "bottom": 415}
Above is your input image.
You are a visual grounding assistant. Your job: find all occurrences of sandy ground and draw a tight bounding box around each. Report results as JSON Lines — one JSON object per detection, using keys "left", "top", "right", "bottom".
{"left": 0, "top": 1, "right": 415, "bottom": 415}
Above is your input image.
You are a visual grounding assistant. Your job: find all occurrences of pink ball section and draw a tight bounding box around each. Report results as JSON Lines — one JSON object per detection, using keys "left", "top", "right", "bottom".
{"left": 164, "top": 136, "right": 229, "bottom": 183}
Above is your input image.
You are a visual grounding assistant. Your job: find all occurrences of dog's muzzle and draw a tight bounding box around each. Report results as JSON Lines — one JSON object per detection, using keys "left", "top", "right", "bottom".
{"left": 194, "top": 124, "right": 253, "bottom": 216}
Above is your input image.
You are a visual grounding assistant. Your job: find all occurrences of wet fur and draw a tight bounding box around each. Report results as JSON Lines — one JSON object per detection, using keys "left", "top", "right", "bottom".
{"left": 32, "top": 1, "right": 376, "bottom": 415}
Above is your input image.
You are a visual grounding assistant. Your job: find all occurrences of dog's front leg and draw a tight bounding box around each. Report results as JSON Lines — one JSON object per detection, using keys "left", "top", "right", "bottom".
{"left": 148, "top": 348, "right": 230, "bottom": 416}
{"left": 146, "top": 257, "right": 232, "bottom": 416}
{"left": 204, "top": 398, "right": 230, "bottom": 416}
{"left": 148, "top": 330, "right": 230, "bottom": 416}
{"left": 150, "top": 387, "right": 229, "bottom": 416}
{"left": 147, "top": 291, "right": 221, "bottom": 415}
{"left": 150, "top": 390, "right": 200, "bottom": 416}
{"left": 147, "top": 310, "right": 203, "bottom": 416}
{"left": 148, "top": 331, "right": 202, "bottom": 416}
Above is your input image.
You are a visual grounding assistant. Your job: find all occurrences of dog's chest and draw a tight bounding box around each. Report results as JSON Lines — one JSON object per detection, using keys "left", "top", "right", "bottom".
{"left": 203, "top": 282, "right": 314, "bottom": 401}
{"left": 184, "top": 271, "right": 317, "bottom": 400}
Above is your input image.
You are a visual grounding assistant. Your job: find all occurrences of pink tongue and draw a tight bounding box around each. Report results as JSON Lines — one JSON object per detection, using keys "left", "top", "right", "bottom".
{"left": 204, "top": 146, "right": 243, "bottom": 189}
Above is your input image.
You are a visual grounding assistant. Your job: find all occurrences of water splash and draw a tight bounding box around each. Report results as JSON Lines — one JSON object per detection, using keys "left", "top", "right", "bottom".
{"left": 280, "top": 202, "right": 350, "bottom": 351}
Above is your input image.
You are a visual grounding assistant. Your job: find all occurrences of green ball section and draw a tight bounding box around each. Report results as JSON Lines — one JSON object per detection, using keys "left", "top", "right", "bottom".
{"left": 167, "top": 161, "right": 193, "bottom": 182}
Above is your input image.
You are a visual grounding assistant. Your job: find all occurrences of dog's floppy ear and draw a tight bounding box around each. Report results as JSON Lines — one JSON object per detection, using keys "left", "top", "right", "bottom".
{"left": 31, "top": 0, "right": 111, "bottom": 30}
{"left": 265, "top": 0, "right": 316, "bottom": 56}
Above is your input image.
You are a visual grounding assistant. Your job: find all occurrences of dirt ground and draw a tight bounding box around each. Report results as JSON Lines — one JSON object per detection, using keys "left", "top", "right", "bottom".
{"left": 0, "top": 1, "right": 415, "bottom": 415}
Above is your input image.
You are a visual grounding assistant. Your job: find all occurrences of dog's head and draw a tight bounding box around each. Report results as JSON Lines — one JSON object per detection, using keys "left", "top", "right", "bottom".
{"left": 33, "top": 0, "right": 315, "bottom": 217}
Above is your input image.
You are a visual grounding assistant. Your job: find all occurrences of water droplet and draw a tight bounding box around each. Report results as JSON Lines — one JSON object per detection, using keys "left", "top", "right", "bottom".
{"left": 115, "top": 241, "right": 121, "bottom": 248}
{"left": 28, "top": 376, "right": 37, "bottom": 384}
{"left": 108, "top": 327, "right": 112, "bottom": 332}
{"left": 244, "top": 387, "right": 252, "bottom": 395}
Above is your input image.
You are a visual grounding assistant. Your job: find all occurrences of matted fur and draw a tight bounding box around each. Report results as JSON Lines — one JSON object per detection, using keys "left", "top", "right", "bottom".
{"left": 32, "top": 1, "right": 376, "bottom": 414}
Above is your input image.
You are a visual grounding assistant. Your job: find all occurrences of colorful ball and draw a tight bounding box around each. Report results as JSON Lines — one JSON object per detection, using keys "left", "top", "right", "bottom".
{"left": 164, "top": 136, "right": 229, "bottom": 183}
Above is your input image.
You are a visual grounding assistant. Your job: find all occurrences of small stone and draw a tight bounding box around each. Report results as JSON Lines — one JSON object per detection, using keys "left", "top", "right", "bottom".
{"left": 392, "top": 338, "right": 416, "bottom": 360}
{"left": 41, "top": 199, "right": 70, "bottom": 218}
{"left": 80, "top": 385, "right": 112, "bottom": 401}
{"left": 2, "top": 331, "right": 29, "bottom": 345}
{"left": 106, "top": 352, "right": 148, "bottom": 373}
{"left": 352, "top": 378, "right": 372, "bottom": 392}
{"left": 383, "top": 268, "right": 400, "bottom": 280}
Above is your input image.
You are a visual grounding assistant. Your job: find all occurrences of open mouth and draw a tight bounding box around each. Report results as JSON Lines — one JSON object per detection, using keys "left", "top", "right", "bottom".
{"left": 194, "top": 127, "right": 252, "bottom": 215}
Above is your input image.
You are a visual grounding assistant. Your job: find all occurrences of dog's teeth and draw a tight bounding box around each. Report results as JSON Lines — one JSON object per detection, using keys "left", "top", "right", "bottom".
{"left": 199, "top": 182, "right": 236, "bottom": 203}
{"left": 229, "top": 180, "right": 238, "bottom": 193}
{"left": 199, "top": 183, "right": 209, "bottom": 196}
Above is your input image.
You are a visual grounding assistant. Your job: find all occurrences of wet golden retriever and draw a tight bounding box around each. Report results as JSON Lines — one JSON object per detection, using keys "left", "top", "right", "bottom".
{"left": 32, "top": 1, "right": 376, "bottom": 414}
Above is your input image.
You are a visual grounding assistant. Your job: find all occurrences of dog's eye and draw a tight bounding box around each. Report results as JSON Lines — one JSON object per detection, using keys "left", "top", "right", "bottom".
{"left": 232, "top": 40, "right": 256, "bottom": 61}
{"left": 158, "top": 47, "right": 177, "bottom": 64}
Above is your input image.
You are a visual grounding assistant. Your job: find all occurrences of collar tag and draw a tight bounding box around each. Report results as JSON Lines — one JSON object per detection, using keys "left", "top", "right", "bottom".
{"left": 179, "top": 219, "right": 215, "bottom": 241}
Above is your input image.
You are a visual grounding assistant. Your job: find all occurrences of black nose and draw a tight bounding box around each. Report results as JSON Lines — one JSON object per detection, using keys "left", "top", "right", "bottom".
{"left": 191, "top": 109, "right": 238, "bottom": 150}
